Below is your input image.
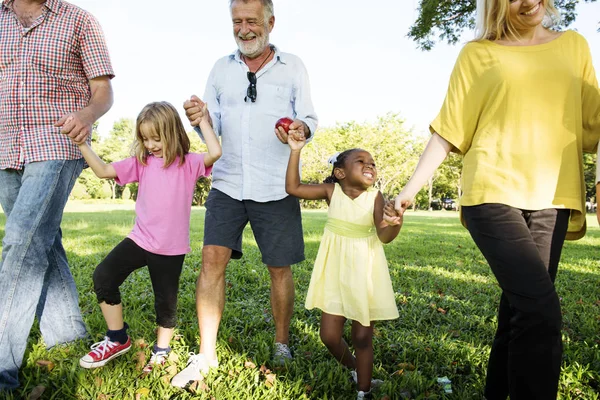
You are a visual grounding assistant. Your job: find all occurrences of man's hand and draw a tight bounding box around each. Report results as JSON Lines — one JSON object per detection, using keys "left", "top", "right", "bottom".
{"left": 287, "top": 131, "right": 306, "bottom": 151}
{"left": 55, "top": 109, "right": 94, "bottom": 145}
{"left": 275, "top": 119, "right": 308, "bottom": 144}
{"left": 184, "top": 95, "right": 211, "bottom": 127}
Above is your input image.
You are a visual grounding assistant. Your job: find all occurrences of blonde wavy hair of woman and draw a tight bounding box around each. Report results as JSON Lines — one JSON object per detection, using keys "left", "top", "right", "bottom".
{"left": 474, "top": 0, "right": 561, "bottom": 42}
{"left": 133, "top": 101, "right": 191, "bottom": 168}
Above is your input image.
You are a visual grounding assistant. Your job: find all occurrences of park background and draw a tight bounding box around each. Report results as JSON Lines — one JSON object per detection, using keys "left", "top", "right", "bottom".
{"left": 1, "top": 1, "right": 600, "bottom": 399}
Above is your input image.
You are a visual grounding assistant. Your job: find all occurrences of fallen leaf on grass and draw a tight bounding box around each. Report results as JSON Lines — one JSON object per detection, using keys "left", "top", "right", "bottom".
{"left": 135, "top": 388, "right": 150, "bottom": 398}
{"left": 228, "top": 336, "right": 234, "bottom": 343}
{"left": 97, "top": 394, "right": 109, "bottom": 400}
{"left": 94, "top": 376, "right": 103, "bottom": 387}
{"left": 28, "top": 385, "right": 45, "bottom": 400}
{"left": 35, "top": 360, "right": 55, "bottom": 371}
{"left": 244, "top": 361, "right": 256, "bottom": 369}
{"left": 392, "top": 369, "right": 404, "bottom": 376}
{"left": 259, "top": 365, "right": 271, "bottom": 374}
{"left": 136, "top": 351, "right": 146, "bottom": 370}
{"left": 165, "top": 365, "right": 178, "bottom": 376}
{"left": 173, "top": 333, "right": 184, "bottom": 341}
{"left": 398, "top": 362, "right": 416, "bottom": 371}
{"left": 437, "top": 307, "right": 447, "bottom": 314}
{"left": 264, "top": 373, "right": 276, "bottom": 388}
{"left": 305, "top": 385, "right": 312, "bottom": 394}
{"left": 167, "top": 352, "right": 178, "bottom": 362}
{"left": 135, "top": 338, "right": 147, "bottom": 349}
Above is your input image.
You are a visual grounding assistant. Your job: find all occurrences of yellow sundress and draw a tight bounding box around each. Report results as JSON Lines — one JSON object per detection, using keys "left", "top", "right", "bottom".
{"left": 305, "top": 183, "right": 399, "bottom": 327}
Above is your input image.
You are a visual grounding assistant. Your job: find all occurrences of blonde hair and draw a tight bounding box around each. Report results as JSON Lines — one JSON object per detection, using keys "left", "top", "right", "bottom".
{"left": 474, "top": 0, "right": 561, "bottom": 41}
{"left": 133, "top": 102, "right": 190, "bottom": 168}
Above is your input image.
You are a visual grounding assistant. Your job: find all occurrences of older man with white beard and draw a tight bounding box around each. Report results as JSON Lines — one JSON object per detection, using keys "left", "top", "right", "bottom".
{"left": 171, "top": 0, "right": 318, "bottom": 387}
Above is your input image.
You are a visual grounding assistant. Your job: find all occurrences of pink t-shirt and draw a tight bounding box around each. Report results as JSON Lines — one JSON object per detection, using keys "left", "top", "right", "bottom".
{"left": 112, "top": 153, "right": 212, "bottom": 255}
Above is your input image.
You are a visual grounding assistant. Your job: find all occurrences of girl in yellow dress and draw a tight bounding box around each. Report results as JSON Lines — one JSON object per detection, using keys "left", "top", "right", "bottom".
{"left": 285, "top": 134, "right": 402, "bottom": 400}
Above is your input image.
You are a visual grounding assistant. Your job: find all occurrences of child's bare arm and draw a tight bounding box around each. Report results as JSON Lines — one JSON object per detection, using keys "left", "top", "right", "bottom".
{"left": 286, "top": 136, "right": 333, "bottom": 201}
{"left": 78, "top": 142, "right": 117, "bottom": 179}
{"left": 197, "top": 102, "right": 222, "bottom": 167}
{"left": 374, "top": 191, "right": 402, "bottom": 243}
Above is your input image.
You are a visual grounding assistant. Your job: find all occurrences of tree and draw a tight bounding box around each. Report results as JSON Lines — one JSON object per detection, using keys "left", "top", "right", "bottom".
{"left": 409, "top": 0, "right": 598, "bottom": 50}
{"left": 97, "top": 118, "right": 135, "bottom": 199}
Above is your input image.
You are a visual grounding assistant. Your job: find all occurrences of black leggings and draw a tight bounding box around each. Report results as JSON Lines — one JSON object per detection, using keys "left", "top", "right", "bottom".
{"left": 93, "top": 238, "right": 184, "bottom": 328}
{"left": 462, "top": 204, "right": 569, "bottom": 400}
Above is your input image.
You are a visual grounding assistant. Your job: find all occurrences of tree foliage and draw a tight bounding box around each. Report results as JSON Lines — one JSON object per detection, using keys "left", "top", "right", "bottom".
{"left": 409, "top": 0, "right": 598, "bottom": 50}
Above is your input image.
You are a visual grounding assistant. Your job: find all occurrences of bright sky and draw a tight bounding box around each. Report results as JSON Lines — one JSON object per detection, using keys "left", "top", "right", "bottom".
{"left": 70, "top": 0, "right": 600, "bottom": 137}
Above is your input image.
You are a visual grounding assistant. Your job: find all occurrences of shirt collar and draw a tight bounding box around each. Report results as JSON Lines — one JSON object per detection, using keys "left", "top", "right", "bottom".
{"left": 229, "top": 44, "right": 287, "bottom": 65}
{"left": 2, "top": 0, "right": 60, "bottom": 14}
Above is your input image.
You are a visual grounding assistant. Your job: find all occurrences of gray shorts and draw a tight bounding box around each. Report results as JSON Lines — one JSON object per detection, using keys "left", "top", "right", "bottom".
{"left": 203, "top": 188, "right": 305, "bottom": 266}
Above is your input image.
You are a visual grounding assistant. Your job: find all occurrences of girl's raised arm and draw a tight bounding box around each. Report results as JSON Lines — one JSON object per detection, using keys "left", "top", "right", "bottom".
{"left": 286, "top": 136, "right": 332, "bottom": 201}
{"left": 198, "top": 104, "right": 222, "bottom": 167}
{"left": 78, "top": 142, "right": 117, "bottom": 179}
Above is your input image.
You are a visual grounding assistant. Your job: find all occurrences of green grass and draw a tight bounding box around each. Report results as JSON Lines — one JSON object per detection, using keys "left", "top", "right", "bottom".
{"left": 0, "top": 205, "right": 599, "bottom": 399}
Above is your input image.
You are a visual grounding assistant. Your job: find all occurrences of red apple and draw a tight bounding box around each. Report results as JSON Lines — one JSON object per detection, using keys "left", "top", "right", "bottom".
{"left": 275, "top": 117, "right": 294, "bottom": 134}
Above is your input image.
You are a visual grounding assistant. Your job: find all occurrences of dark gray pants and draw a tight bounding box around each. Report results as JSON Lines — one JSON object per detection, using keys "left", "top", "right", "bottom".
{"left": 462, "top": 204, "right": 569, "bottom": 400}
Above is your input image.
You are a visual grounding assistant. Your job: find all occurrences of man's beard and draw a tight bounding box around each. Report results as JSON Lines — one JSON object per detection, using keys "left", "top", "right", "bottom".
{"left": 236, "top": 30, "right": 270, "bottom": 59}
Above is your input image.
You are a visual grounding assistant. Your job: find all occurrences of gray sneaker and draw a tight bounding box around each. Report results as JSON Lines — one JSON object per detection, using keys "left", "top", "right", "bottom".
{"left": 357, "top": 390, "right": 373, "bottom": 399}
{"left": 273, "top": 342, "right": 292, "bottom": 366}
{"left": 171, "top": 353, "right": 218, "bottom": 388}
{"left": 350, "top": 370, "right": 384, "bottom": 390}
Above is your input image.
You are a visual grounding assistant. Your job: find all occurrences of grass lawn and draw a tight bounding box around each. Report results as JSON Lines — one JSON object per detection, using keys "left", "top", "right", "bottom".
{"left": 0, "top": 204, "right": 599, "bottom": 399}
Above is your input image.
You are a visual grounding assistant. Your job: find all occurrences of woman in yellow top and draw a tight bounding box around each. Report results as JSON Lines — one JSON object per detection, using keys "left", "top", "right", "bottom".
{"left": 387, "top": 0, "right": 600, "bottom": 399}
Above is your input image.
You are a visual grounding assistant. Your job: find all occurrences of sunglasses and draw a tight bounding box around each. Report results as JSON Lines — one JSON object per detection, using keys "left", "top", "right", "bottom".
{"left": 245, "top": 71, "right": 257, "bottom": 103}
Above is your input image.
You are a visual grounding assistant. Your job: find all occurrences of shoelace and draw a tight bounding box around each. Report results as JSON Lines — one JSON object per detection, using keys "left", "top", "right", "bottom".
{"left": 89, "top": 336, "right": 117, "bottom": 358}
{"left": 149, "top": 351, "right": 168, "bottom": 364}
{"left": 186, "top": 353, "right": 204, "bottom": 367}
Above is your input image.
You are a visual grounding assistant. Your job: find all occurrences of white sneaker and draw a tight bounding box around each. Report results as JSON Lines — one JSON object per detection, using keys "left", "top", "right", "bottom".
{"left": 171, "top": 353, "right": 218, "bottom": 388}
{"left": 350, "top": 370, "right": 384, "bottom": 390}
{"left": 273, "top": 342, "right": 292, "bottom": 366}
{"left": 357, "top": 390, "right": 373, "bottom": 399}
{"left": 143, "top": 350, "right": 169, "bottom": 373}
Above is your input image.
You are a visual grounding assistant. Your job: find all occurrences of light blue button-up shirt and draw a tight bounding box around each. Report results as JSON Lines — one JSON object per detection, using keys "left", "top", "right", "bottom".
{"left": 196, "top": 45, "right": 318, "bottom": 202}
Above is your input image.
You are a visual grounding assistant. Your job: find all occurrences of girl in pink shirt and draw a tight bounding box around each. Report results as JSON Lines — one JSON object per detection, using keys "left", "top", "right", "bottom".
{"left": 74, "top": 101, "right": 221, "bottom": 372}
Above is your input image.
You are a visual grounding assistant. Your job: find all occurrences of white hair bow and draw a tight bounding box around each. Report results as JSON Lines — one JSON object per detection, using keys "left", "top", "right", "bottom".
{"left": 328, "top": 152, "right": 341, "bottom": 166}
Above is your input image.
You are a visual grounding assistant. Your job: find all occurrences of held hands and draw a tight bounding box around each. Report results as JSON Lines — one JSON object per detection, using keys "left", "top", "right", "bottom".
{"left": 383, "top": 193, "right": 412, "bottom": 225}
{"left": 56, "top": 109, "right": 94, "bottom": 145}
{"left": 287, "top": 130, "right": 306, "bottom": 151}
{"left": 383, "top": 200, "right": 403, "bottom": 226}
{"left": 183, "top": 95, "right": 211, "bottom": 127}
{"left": 275, "top": 119, "right": 306, "bottom": 144}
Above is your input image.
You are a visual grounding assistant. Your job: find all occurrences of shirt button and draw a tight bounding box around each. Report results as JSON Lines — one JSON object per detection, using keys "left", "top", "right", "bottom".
{"left": 20, "top": 104, "right": 24, "bottom": 108}
{"left": 20, "top": 126, "right": 25, "bottom": 130}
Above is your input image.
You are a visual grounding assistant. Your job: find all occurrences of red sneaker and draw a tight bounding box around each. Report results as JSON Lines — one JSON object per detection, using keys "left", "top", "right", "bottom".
{"left": 79, "top": 336, "right": 131, "bottom": 369}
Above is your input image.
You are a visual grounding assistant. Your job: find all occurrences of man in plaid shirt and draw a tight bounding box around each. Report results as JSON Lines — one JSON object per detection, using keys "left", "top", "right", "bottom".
{"left": 0, "top": 0, "right": 114, "bottom": 390}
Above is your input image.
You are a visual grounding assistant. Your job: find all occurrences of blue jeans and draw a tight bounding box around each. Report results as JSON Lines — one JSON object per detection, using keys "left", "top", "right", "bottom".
{"left": 0, "top": 160, "right": 87, "bottom": 390}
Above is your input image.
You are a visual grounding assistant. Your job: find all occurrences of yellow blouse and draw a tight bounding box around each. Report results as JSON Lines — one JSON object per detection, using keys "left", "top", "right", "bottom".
{"left": 431, "top": 30, "right": 600, "bottom": 239}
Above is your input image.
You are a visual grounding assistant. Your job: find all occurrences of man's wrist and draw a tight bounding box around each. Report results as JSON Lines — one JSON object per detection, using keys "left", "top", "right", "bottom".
{"left": 303, "top": 122, "right": 311, "bottom": 139}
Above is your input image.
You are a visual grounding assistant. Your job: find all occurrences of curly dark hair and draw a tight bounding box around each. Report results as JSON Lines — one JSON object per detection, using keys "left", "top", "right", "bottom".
{"left": 323, "top": 148, "right": 362, "bottom": 184}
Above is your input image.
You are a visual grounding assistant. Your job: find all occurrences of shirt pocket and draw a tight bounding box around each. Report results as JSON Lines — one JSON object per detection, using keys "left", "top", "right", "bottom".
{"left": 31, "top": 35, "right": 76, "bottom": 76}
{"left": 260, "top": 83, "right": 292, "bottom": 117}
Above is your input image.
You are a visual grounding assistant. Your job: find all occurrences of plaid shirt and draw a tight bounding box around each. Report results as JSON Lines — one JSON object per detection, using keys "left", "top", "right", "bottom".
{"left": 0, "top": 0, "right": 114, "bottom": 170}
